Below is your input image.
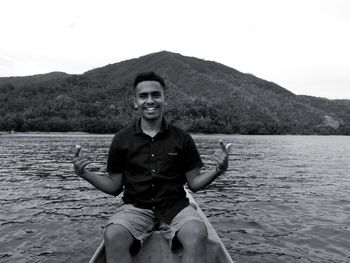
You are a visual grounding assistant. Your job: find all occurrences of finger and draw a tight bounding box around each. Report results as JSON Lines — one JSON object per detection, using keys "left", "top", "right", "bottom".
{"left": 80, "top": 160, "right": 91, "bottom": 168}
{"left": 75, "top": 145, "right": 81, "bottom": 157}
{"left": 225, "top": 143, "right": 233, "bottom": 153}
{"left": 213, "top": 150, "right": 222, "bottom": 159}
{"left": 73, "top": 156, "right": 85, "bottom": 164}
{"left": 212, "top": 155, "right": 220, "bottom": 163}
{"left": 219, "top": 140, "right": 227, "bottom": 153}
{"left": 75, "top": 161, "right": 91, "bottom": 171}
{"left": 75, "top": 157, "right": 89, "bottom": 166}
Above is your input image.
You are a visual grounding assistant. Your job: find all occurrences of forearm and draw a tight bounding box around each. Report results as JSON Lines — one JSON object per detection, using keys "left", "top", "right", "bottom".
{"left": 80, "top": 169, "right": 122, "bottom": 196}
{"left": 188, "top": 167, "right": 222, "bottom": 192}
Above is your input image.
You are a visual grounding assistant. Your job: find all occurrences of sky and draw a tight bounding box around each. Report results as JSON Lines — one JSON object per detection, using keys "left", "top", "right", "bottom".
{"left": 0, "top": 0, "right": 349, "bottom": 100}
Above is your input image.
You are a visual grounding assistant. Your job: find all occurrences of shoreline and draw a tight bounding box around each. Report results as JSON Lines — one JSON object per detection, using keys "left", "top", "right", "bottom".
{"left": 0, "top": 131, "right": 111, "bottom": 136}
{"left": 1, "top": 131, "right": 349, "bottom": 137}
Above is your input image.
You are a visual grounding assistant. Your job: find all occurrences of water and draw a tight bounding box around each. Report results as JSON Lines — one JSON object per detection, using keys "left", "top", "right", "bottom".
{"left": 1, "top": 134, "right": 350, "bottom": 263}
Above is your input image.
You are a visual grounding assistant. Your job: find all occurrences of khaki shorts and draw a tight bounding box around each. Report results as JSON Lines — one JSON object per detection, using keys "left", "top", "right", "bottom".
{"left": 106, "top": 203, "right": 205, "bottom": 255}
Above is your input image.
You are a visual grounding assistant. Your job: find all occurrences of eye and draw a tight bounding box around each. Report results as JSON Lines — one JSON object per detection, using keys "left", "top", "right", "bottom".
{"left": 152, "top": 92, "right": 161, "bottom": 98}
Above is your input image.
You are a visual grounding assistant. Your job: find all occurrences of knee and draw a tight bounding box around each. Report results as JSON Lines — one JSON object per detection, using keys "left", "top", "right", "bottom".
{"left": 104, "top": 224, "right": 133, "bottom": 249}
{"left": 179, "top": 221, "right": 207, "bottom": 249}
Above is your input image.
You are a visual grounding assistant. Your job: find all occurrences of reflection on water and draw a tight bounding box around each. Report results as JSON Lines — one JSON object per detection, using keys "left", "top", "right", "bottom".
{"left": 1, "top": 134, "right": 350, "bottom": 262}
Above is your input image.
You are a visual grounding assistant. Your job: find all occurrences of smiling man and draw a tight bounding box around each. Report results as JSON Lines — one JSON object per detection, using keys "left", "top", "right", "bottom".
{"left": 73, "top": 72, "right": 230, "bottom": 263}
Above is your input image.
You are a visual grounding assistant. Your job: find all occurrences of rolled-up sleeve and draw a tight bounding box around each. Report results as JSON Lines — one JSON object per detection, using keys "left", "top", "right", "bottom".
{"left": 182, "top": 134, "right": 204, "bottom": 173}
{"left": 107, "top": 134, "right": 126, "bottom": 173}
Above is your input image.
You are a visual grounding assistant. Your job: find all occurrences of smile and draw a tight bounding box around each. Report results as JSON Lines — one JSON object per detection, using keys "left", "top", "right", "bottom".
{"left": 144, "top": 106, "right": 158, "bottom": 112}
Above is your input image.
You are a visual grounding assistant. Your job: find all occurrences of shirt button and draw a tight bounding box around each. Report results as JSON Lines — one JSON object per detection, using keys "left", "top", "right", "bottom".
{"left": 152, "top": 206, "right": 156, "bottom": 210}
{"left": 151, "top": 154, "right": 155, "bottom": 157}
{"left": 152, "top": 169, "right": 155, "bottom": 173}
{"left": 152, "top": 184, "right": 154, "bottom": 187}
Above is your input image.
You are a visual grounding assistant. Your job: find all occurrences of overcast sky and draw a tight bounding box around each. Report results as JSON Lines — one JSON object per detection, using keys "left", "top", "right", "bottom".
{"left": 0, "top": 0, "right": 349, "bottom": 99}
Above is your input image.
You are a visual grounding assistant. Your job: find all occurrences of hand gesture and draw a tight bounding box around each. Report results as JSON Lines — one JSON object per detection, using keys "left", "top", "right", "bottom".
{"left": 213, "top": 140, "right": 233, "bottom": 173}
{"left": 73, "top": 145, "right": 91, "bottom": 178}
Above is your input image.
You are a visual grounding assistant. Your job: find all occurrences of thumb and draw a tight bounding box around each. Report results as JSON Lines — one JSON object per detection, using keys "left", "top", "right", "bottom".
{"left": 75, "top": 145, "right": 82, "bottom": 157}
{"left": 225, "top": 143, "right": 233, "bottom": 152}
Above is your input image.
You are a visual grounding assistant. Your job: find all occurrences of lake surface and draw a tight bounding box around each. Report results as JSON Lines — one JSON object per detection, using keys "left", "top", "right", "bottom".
{"left": 1, "top": 134, "right": 349, "bottom": 263}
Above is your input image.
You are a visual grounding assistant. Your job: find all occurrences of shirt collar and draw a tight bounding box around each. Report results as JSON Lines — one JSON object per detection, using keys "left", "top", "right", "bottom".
{"left": 133, "top": 118, "right": 169, "bottom": 135}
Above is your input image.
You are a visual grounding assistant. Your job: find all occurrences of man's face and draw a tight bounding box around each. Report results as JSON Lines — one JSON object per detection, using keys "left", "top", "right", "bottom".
{"left": 134, "top": 80, "right": 166, "bottom": 121}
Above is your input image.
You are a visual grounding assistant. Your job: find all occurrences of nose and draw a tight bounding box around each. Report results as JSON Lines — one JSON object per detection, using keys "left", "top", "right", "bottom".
{"left": 146, "top": 94, "right": 155, "bottom": 104}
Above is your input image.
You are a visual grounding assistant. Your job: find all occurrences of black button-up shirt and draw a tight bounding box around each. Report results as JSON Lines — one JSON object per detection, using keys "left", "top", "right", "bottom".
{"left": 107, "top": 119, "right": 203, "bottom": 224}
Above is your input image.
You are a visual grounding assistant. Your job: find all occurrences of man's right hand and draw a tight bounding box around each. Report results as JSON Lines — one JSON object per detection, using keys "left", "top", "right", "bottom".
{"left": 73, "top": 145, "right": 91, "bottom": 178}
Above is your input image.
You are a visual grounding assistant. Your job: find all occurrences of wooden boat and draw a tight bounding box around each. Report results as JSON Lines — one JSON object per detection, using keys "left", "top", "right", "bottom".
{"left": 89, "top": 190, "right": 234, "bottom": 263}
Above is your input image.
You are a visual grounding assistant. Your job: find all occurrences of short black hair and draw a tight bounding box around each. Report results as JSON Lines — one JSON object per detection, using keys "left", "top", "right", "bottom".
{"left": 133, "top": 71, "right": 165, "bottom": 89}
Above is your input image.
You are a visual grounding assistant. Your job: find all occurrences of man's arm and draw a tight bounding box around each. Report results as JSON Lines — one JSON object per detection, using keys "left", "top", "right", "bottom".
{"left": 186, "top": 140, "right": 232, "bottom": 192}
{"left": 73, "top": 146, "right": 123, "bottom": 196}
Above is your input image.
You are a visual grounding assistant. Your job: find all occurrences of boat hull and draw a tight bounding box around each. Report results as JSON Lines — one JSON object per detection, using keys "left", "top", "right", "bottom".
{"left": 89, "top": 191, "right": 233, "bottom": 263}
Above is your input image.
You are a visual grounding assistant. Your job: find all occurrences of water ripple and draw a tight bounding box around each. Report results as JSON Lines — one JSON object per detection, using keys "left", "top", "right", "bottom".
{"left": 1, "top": 134, "right": 350, "bottom": 262}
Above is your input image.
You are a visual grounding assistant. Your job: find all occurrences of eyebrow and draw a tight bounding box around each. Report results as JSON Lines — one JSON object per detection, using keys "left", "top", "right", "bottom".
{"left": 138, "top": 91, "right": 162, "bottom": 96}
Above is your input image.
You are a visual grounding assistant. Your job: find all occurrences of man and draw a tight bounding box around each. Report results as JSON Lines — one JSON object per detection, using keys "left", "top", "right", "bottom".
{"left": 73, "top": 72, "right": 231, "bottom": 263}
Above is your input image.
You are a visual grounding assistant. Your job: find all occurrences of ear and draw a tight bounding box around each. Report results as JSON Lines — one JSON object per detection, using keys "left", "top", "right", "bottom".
{"left": 165, "top": 93, "right": 169, "bottom": 105}
{"left": 133, "top": 97, "right": 138, "bottom": 110}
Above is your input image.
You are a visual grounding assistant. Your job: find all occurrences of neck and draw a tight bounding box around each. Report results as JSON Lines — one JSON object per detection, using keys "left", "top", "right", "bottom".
{"left": 140, "top": 117, "right": 162, "bottom": 137}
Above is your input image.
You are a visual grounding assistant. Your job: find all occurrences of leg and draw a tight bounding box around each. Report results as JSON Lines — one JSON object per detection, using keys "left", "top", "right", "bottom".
{"left": 176, "top": 220, "right": 208, "bottom": 263}
{"left": 104, "top": 224, "right": 134, "bottom": 263}
{"left": 104, "top": 204, "right": 155, "bottom": 263}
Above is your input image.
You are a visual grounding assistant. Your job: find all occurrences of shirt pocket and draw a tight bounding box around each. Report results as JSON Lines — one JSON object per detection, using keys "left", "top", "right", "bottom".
{"left": 158, "top": 151, "right": 181, "bottom": 176}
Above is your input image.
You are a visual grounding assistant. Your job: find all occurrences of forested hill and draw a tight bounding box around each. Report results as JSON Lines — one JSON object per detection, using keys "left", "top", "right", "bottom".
{"left": 0, "top": 51, "right": 349, "bottom": 134}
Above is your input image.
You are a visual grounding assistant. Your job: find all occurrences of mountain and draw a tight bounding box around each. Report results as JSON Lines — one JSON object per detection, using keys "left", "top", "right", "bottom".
{"left": 0, "top": 51, "right": 349, "bottom": 134}
{"left": 0, "top": 71, "right": 69, "bottom": 86}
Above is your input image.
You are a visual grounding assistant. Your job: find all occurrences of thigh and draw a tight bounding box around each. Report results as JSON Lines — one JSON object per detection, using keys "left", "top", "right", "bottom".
{"left": 170, "top": 205, "right": 206, "bottom": 235}
{"left": 106, "top": 204, "right": 156, "bottom": 245}
{"left": 159, "top": 205, "right": 206, "bottom": 251}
